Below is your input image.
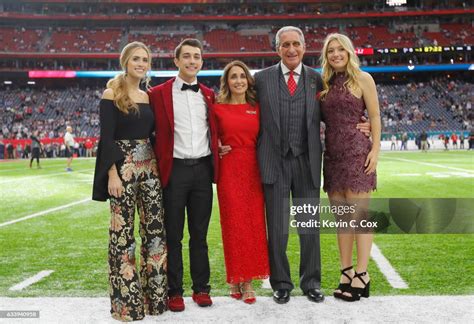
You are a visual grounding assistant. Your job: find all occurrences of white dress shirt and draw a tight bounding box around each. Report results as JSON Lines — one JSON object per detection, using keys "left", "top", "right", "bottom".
{"left": 172, "top": 76, "right": 211, "bottom": 159}
{"left": 281, "top": 62, "right": 303, "bottom": 85}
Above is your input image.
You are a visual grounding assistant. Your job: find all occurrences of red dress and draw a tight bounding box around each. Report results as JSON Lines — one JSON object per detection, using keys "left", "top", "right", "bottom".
{"left": 212, "top": 103, "right": 270, "bottom": 284}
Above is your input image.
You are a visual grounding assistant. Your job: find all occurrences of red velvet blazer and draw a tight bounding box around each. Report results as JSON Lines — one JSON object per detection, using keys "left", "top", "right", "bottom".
{"left": 148, "top": 78, "right": 218, "bottom": 188}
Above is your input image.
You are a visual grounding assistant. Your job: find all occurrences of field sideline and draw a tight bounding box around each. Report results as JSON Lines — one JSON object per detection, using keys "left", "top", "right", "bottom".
{"left": 0, "top": 150, "right": 473, "bottom": 301}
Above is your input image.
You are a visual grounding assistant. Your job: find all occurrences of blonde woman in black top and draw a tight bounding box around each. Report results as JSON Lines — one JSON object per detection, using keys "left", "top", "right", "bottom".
{"left": 92, "top": 41, "right": 167, "bottom": 321}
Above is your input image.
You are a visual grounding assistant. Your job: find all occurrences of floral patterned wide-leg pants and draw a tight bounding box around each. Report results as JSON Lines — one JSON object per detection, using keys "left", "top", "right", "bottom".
{"left": 108, "top": 139, "right": 167, "bottom": 321}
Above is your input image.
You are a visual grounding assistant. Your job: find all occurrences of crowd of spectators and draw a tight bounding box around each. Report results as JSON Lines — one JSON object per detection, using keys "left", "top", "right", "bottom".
{"left": 2, "top": 20, "right": 471, "bottom": 54}
{"left": 0, "top": 18, "right": 470, "bottom": 72}
{"left": 0, "top": 27, "right": 44, "bottom": 52}
{"left": 435, "top": 78, "right": 473, "bottom": 130}
{"left": 2, "top": 2, "right": 316, "bottom": 16}
{"left": 0, "top": 77, "right": 470, "bottom": 158}
{"left": 0, "top": 134, "right": 97, "bottom": 160}
{"left": 46, "top": 27, "right": 123, "bottom": 53}
{"left": 1, "top": 1, "right": 469, "bottom": 17}
{"left": 1, "top": 86, "right": 101, "bottom": 143}
{"left": 379, "top": 77, "right": 472, "bottom": 134}
{"left": 438, "top": 24, "right": 472, "bottom": 46}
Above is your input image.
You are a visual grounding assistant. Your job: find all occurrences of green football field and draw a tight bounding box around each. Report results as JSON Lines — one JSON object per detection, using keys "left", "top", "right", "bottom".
{"left": 0, "top": 150, "right": 473, "bottom": 298}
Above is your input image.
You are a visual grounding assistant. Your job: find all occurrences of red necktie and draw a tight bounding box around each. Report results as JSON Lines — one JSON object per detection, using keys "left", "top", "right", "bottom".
{"left": 287, "top": 70, "right": 297, "bottom": 96}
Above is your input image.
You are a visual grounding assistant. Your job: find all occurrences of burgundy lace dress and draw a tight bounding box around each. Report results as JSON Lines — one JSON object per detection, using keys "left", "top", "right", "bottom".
{"left": 321, "top": 73, "right": 376, "bottom": 193}
{"left": 212, "top": 103, "right": 270, "bottom": 284}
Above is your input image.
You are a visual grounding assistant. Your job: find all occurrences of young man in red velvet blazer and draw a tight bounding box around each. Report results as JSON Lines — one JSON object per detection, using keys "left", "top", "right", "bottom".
{"left": 148, "top": 39, "right": 219, "bottom": 312}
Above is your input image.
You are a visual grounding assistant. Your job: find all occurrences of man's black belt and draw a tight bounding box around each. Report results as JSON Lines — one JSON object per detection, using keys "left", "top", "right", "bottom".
{"left": 173, "top": 155, "right": 210, "bottom": 166}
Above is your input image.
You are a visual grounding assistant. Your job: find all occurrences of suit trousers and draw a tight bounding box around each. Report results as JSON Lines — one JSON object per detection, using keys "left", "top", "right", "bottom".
{"left": 264, "top": 152, "right": 321, "bottom": 293}
{"left": 163, "top": 156, "right": 213, "bottom": 296}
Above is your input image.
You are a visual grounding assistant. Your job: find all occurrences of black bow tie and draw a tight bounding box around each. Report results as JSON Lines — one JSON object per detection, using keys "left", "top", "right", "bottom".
{"left": 181, "top": 83, "right": 200, "bottom": 92}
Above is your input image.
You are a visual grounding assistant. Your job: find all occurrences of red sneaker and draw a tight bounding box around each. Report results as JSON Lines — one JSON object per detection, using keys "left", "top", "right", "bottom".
{"left": 192, "top": 292, "right": 213, "bottom": 307}
{"left": 168, "top": 295, "right": 185, "bottom": 312}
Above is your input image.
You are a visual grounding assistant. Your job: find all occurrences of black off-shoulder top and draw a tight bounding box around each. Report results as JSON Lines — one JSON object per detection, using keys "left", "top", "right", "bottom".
{"left": 92, "top": 99, "right": 155, "bottom": 201}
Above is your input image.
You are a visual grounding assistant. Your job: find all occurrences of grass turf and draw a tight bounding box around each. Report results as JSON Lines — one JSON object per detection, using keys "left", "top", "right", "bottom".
{"left": 0, "top": 150, "right": 473, "bottom": 297}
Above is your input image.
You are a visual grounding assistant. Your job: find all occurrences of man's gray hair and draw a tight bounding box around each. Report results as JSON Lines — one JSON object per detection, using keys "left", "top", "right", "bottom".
{"left": 275, "top": 26, "right": 305, "bottom": 48}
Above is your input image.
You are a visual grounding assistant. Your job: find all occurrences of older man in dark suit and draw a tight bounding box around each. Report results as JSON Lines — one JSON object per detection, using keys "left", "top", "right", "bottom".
{"left": 254, "top": 26, "right": 325, "bottom": 304}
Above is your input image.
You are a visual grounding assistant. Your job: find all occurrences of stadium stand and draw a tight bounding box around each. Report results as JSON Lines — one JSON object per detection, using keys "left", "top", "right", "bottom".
{"left": 1, "top": 1, "right": 469, "bottom": 17}
{"left": 1, "top": 21, "right": 471, "bottom": 55}
{"left": 1, "top": 77, "right": 471, "bottom": 144}
{"left": 204, "top": 29, "right": 271, "bottom": 52}
{"left": 1, "top": 87, "right": 102, "bottom": 140}
{"left": 0, "top": 0, "right": 472, "bottom": 157}
{"left": 128, "top": 32, "right": 198, "bottom": 53}
{"left": 379, "top": 78, "right": 472, "bottom": 133}
{"left": 0, "top": 0, "right": 472, "bottom": 70}
{"left": 46, "top": 28, "right": 123, "bottom": 53}
{"left": 0, "top": 27, "right": 44, "bottom": 52}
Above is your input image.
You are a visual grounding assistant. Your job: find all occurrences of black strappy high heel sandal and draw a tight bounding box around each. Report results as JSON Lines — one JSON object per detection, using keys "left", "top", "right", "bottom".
{"left": 333, "top": 265, "right": 353, "bottom": 300}
{"left": 340, "top": 271, "right": 370, "bottom": 302}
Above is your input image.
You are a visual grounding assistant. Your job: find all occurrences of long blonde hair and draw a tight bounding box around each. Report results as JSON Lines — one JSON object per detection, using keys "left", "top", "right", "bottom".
{"left": 106, "top": 41, "right": 152, "bottom": 114}
{"left": 217, "top": 60, "right": 257, "bottom": 106}
{"left": 319, "top": 33, "right": 361, "bottom": 99}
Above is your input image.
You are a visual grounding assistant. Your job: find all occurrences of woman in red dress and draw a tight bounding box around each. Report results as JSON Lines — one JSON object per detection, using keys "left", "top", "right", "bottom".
{"left": 211, "top": 61, "right": 270, "bottom": 304}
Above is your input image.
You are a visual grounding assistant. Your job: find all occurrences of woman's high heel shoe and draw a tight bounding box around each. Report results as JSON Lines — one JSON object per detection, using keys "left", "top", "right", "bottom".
{"left": 229, "top": 283, "right": 242, "bottom": 300}
{"left": 340, "top": 271, "right": 370, "bottom": 302}
{"left": 333, "top": 265, "right": 353, "bottom": 300}
{"left": 241, "top": 282, "right": 256, "bottom": 304}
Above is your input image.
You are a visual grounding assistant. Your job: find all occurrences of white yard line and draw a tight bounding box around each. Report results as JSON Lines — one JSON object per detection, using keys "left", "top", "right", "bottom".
{"left": 0, "top": 165, "right": 72, "bottom": 173}
{"left": 0, "top": 198, "right": 91, "bottom": 228}
{"left": 384, "top": 157, "right": 474, "bottom": 173}
{"left": 9, "top": 271, "right": 54, "bottom": 291}
{"left": 0, "top": 169, "right": 94, "bottom": 184}
{"left": 394, "top": 173, "right": 422, "bottom": 176}
{"left": 371, "top": 243, "right": 408, "bottom": 289}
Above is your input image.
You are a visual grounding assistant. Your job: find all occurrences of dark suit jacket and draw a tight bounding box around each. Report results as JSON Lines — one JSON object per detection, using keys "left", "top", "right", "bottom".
{"left": 254, "top": 63, "right": 323, "bottom": 188}
{"left": 148, "top": 78, "right": 218, "bottom": 188}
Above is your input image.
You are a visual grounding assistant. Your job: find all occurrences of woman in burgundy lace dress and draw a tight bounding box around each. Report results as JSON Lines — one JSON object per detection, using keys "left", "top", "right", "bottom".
{"left": 211, "top": 61, "right": 270, "bottom": 304}
{"left": 320, "top": 33, "right": 381, "bottom": 302}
